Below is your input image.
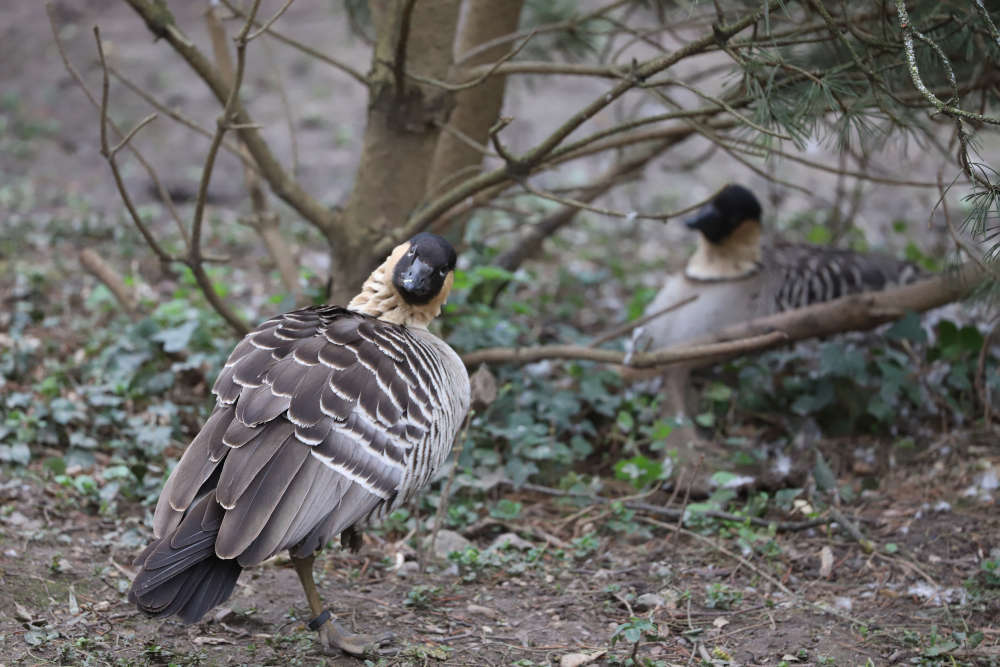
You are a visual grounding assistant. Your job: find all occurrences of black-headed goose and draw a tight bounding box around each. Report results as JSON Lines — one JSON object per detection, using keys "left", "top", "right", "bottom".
{"left": 129, "top": 233, "right": 470, "bottom": 655}
{"left": 631, "top": 185, "right": 921, "bottom": 457}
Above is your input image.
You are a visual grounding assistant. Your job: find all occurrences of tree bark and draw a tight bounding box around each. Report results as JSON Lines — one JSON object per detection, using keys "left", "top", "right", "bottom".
{"left": 426, "top": 0, "right": 526, "bottom": 201}
{"left": 330, "top": 0, "right": 462, "bottom": 302}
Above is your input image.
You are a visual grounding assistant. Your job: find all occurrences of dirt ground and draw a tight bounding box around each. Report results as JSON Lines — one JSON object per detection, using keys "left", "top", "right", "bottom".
{"left": 3, "top": 2, "right": 1000, "bottom": 666}
{"left": 3, "top": 431, "right": 1000, "bottom": 665}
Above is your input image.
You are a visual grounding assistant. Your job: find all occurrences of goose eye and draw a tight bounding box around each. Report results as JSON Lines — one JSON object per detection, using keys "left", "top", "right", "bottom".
{"left": 408, "top": 248, "right": 416, "bottom": 256}
{"left": 438, "top": 268, "right": 448, "bottom": 277}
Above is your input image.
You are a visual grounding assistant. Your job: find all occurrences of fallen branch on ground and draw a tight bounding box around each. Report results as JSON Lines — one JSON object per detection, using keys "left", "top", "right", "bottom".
{"left": 78, "top": 249, "right": 140, "bottom": 317}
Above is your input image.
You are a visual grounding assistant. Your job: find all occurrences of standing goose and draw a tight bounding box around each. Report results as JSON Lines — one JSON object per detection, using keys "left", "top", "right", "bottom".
{"left": 129, "top": 233, "right": 470, "bottom": 655}
{"left": 630, "top": 185, "right": 922, "bottom": 470}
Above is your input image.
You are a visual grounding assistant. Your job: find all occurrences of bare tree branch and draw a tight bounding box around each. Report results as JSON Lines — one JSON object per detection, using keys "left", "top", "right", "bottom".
{"left": 105, "top": 62, "right": 251, "bottom": 166}
{"left": 462, "top": 331, "right": 789, "bottom": 367}
{"left": 206, "top": 7, "right": 303, "bottom": 305}
{"left": 123, "top": 0, "right": 339, "bottom": 240}
{"left": 454, "top": 0, "right": 630, "bottom": 65}
{"left": 460, "top": 264, "right": 989, "bottom": 368}
{"left": 221, "top": 0, "right": 369, "bottom": 86}
{"left": 46, "top": 2, "right": 189, "bottom": 253}
{"left": 384, "top": 1, "right": 782, "bottom": 255}
{"left": 181, "top": 2, "right": 264, "bottom": 337}
{"left": 247, "top": 0, "right": 296, "bottom": 41}
{"left": 895, "top": 0, "right": 1000, "bottom": 126}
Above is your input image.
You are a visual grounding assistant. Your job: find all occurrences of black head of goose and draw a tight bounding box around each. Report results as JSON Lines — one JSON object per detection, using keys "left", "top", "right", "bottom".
{"left": 129, "top": 233, "right": 470, "bottom": 656}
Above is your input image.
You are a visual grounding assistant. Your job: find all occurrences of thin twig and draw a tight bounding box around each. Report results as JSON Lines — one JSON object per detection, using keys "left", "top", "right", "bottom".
{"left": 638, "top": 515, "right": 870, "bottom": 627}
{"left": 181, "top": 1, "right": 261, "bottom": 336}
{"left": 430, "top": 412, "right": 473, "bottom": 561}
{"left": 588, "top": 295, "right": 698, "bottom": 348}
{"left": 207, "top": 6, "right": 302, "bottom": 304}
{"left": 826, "top": 505, "right": 874, "bottom": 554}
{"left": 381, "top": 1, "right": 781, "bottom": 254}
{"left": 406, "top": 30, "right": 538, "bottom": 92}
{"left": 895, "top": 0, "right": 1000, "bottom": 126}
{"left": 505, "top": 482, "right": 827, "bottom": 532}
{"left": 220, "top": 0, "right": 368, "bottom": 86}
{"left": 88, "top": 26, "right": 177, "bottom": 267}
{"left": 105, "top": 62, "right": 251, "bottom": 167}
{"left": 46, "top": 2, "right": 189, "bottom": 252}
{"left": 247, "top": 0, "right": 296, "bottom": 41}
{"left": 109, "top": 114, "right": 157, "bottom": 156}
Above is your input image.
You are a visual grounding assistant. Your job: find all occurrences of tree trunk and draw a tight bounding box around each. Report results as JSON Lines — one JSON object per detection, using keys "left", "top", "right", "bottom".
{"left": 426, "top": 0, "right": 526, "bottom": 205}
{"left": 330, "top": 0, "right": 462, "bottom": 303}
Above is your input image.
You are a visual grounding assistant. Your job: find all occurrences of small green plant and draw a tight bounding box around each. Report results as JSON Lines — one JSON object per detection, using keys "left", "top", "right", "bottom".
{"left": 403, "top": 585, "right": 442, "bottom": 609}
{"left": 571, "top": 532, "right": 600, "bottom": 559}
{"left": 980, "top": 559, "right": 1000, "bottom": 588}
{"left": 705, "top": 583, "right": 742, "bottom": 610}
{"left": 610, "top": 616, "right": 659, "bottom": 663}
{"left": 489, "top": 498, "right": 522, "bottom": 520}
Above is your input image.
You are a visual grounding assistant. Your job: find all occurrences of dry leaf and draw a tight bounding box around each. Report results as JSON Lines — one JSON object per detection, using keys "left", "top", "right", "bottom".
{"left": 559, "top": 650, "right": 607, "bottom": 667}
{"left": 470, "top": 364, "right": 498, "bottom": 410}
{"left": 819, "top": 545, "right": 834, "bottom": 579}
{"left": 193, "top": 636, "right": 235, "bottom": 646}
{"left": 15, "top": 601, "right": 34, "bottom": 624}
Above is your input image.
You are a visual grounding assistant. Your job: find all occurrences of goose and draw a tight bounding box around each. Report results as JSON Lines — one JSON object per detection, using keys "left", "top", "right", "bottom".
{"left": 630, "top": 185, "right": 921, "bottom": 469}
{"left": 129, "top": 232, "right": 470, "bottom": 655}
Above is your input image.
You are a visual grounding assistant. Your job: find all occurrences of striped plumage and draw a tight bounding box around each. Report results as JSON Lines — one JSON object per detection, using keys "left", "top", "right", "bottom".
{"left": 129, "top": 234, "right": 470, "bottom": 654}
{"left": 632, "top": 184, "right": 923, "bottom": 355}
{"left": 769, "top": 241, "right": 923, "bottom": 312}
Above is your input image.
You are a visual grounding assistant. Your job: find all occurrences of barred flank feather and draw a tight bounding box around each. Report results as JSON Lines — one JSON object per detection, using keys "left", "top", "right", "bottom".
{"left": 768, "top": 241, "right": 924, "bottom": 311}
{"left": 130, "top": 305, "right": 469, "bottom": 623}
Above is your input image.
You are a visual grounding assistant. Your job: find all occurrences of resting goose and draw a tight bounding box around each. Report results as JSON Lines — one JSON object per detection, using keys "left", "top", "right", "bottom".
{"left": 129, "top": 233, "right": 470, "bottom": 655}
{"left": 631, "top": 185, "right": 921, "bottom": 454}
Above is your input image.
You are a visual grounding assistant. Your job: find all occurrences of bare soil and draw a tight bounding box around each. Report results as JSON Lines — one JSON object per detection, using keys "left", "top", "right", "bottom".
{"left": 2, "top": 435, "right": 1000, "bottom": 665}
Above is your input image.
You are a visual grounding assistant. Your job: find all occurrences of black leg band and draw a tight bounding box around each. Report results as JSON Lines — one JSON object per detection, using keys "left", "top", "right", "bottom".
{"left": 307, "top": 609, "right": 332, "bottom": 631}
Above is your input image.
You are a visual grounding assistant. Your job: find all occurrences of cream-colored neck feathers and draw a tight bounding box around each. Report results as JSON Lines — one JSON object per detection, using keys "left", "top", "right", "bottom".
{"left": 685, "top": 219, "right": 763, "bottom": 281}
{"left": 347, "top": 241, "right": 454, "bottom": 329}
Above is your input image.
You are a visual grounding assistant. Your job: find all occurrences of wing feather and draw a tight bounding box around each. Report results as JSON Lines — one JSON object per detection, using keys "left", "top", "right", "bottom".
{"left": 769, "top": 242, "right": 923, "bottom": 310}
{"left": 153, "top": 406, "right": 232, "bottom": 537}
{"left": 215, "top": 434, "right": 310, "bottom": 558}
{"left": 215, "top": 420, "right": 295, "bottom": 509}
{"left": 151, "top": 305, "right": 470, "bottom": 576}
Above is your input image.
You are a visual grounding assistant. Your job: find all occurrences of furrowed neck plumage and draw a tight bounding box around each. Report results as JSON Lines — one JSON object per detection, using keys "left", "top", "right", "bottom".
{"left": 347, "top": 244, "right": 453, "bottom": 329}
{"left": 685, "top": 219, "right": 763, "bottom": 281}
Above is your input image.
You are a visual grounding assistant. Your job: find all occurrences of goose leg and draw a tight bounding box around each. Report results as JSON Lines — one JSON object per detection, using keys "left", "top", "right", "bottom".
{"left": 290, "top": 554, "right": 393, "bottom": 656}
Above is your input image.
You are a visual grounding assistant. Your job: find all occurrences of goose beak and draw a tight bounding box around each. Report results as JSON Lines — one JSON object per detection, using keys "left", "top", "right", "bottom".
{"left": 399, "top": 257, "right": 435, "bottom": 299}
{"left": 684, "top": 203, "right": 720, "bottom": 231}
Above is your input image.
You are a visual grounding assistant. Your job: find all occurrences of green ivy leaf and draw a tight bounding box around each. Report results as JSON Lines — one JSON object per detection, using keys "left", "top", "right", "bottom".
{"left": 616, "top": 410, "right": 634, "bottom": 433}
{"left": 703, "top": 382, "right": 733, "bottom": 403}
{"left": 152, "top": 319, "right": 199, "bottom": 353}
{"left": 490, "top": 499, "right": 523, "bottom": 520}
{"left": 886, "top": 311, "right": 927, "bottom": 343}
